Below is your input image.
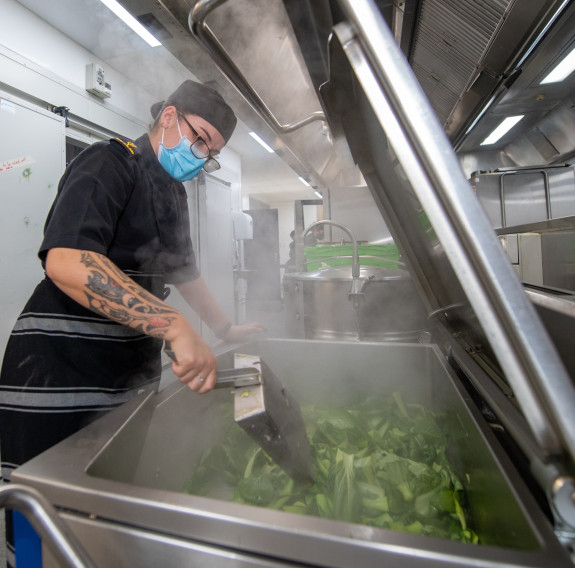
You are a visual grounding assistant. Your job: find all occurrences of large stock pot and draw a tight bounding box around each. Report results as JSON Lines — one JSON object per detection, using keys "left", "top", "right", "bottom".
{"left": 283, "top": 266, "right": 429, "bottom": 341}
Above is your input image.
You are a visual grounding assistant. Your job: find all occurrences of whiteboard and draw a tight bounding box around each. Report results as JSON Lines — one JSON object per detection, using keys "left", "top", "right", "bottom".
{"left": 0, "top": 92, "right": 65, "bottom": 366}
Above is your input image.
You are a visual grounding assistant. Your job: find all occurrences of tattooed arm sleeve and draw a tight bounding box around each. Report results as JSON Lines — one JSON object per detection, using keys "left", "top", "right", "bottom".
{"left": 45, "top": 248, "right": 180, "bottom": 339}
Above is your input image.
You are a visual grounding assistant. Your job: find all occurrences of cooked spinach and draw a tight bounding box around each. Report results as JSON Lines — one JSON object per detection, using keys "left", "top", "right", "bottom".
{"left": 183, "top": 392, "right": 479, "bottom": 544}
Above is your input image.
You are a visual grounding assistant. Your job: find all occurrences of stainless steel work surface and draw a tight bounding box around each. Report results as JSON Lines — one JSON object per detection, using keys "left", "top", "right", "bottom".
{"left": 13, "top": 340, "right": 572, "bottom": 567}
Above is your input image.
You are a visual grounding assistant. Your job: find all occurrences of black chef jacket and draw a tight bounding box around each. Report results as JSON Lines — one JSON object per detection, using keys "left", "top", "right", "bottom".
{"left": 0, "top": 133, "right": 200, "bottom": 486}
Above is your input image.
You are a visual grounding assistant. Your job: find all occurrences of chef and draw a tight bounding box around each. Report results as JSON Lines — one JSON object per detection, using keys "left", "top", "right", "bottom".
{"left": 0, "top": 80, "right": 263, "bottom": 564}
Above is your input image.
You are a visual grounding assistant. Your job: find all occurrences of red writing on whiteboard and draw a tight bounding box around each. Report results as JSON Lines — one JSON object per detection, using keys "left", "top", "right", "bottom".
{"left": 0, "top": 155, "right": 36, "bottom": 173}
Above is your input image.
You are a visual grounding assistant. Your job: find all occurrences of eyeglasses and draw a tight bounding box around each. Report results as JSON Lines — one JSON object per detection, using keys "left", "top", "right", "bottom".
{"left": 179, "top": 114, "right": 221, "bottom": 173}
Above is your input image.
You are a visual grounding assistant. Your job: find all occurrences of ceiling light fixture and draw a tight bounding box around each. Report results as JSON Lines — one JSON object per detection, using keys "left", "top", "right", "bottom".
{"left": 99, "top": 0, "right": 161, "bottom": 47}
{"left": 314, "top": 191, "right": 323, "bottom": 198}
{"left": 298, "top": 176, "right": 311, "bottom": 187}
{"left": 480, "top": 115, "right": 524, "bottom": 146}
{"left": 464, "top": 94, "right": 497, "bottom": 136}
{"left": 515, "top": 0, "right": 570, "bottom": 69}
{"left": 249, "top": 132, "right": 274, "bottom": 153}
{"left": 540, "top": 43, "right": 575, "bottom": 84}
{"left": 462, "top": 0, "right": 568, "bottom": 144}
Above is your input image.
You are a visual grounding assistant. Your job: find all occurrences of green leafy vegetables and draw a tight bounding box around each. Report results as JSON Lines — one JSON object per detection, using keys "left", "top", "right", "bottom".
{"left": 183, "top": 392, "right": 479, "bottom": 544}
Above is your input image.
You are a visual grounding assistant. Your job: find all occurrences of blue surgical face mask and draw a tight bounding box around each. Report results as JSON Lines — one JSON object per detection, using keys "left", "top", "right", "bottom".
{"left": 157, "top": 119, "right": 204, "bottom": 182}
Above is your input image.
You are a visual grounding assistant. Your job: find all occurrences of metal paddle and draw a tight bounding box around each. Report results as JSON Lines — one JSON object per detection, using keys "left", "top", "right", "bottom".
{"left": 164, "top": 346, "right": 314, "bottom": 483}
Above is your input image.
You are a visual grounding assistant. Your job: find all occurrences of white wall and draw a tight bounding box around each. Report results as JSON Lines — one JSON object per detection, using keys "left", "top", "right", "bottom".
{"left": 329, "top": 186, "right": 392, "bottom": 244}
{"left": 0, "top": 0, "right": 241, "bottom": 173}
{"left": 215, "top": 148, "right": 242, "bottom": 211}
{"left": 0, "top": 0, "right": 148, "bottom": 137}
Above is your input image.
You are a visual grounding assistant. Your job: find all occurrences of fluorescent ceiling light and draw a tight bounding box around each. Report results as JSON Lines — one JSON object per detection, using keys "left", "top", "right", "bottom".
{"left": 464, "top": 0, "right": 568, "bottom": 142}
{"left": 514, "top": 0, "right": 570, "bottom": 69}
{"left": 298, "top": 176, "right": 311, "bottom": 187}
{"left": 249, "top": 132, "right": 274, "bottom": 153}
{"left": 99, "top": 0, "right": 161, "bottom": 47}
{"left": 540, "top": 44, "right": 575, "bottom": 84}
{"left": 464, "top": 94, "right": 497, "bottom": 136}
{"left": 314, "top": 191, "right": 323, "bottom": 198}
{"left": 480, "top": 115, "right": 524, "bottom": 146}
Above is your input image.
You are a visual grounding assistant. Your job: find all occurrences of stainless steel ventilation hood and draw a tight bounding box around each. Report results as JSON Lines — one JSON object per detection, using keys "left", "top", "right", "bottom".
{"left": 118, "top": 0, "right": 575, "bottom": 185}
{"left": 116, "top": 0, "right": 364, "bottom": 190}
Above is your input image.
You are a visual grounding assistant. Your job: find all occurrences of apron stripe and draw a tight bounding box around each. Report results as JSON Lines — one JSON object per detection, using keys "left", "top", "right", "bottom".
{"left": 0, "top": 375, "right": 158, "bottom": 405}
{"left": 13, "top": 313, "right": 147, "bottom": 339}
{"left": 0, "top": 381, "right": 158, "bottom": 410}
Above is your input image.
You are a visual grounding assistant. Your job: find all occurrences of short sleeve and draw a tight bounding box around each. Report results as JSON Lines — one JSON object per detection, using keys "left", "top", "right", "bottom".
{"left": 39, "top": 142, "right": 137, "bottom": 262}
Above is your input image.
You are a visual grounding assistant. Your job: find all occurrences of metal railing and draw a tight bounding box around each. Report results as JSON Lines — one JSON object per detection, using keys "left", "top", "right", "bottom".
{"left": 0, "top": 484, "right": 95, "bottom": 568}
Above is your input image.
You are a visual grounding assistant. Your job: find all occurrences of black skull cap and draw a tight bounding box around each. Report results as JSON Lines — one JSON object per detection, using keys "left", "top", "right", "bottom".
{"left": 151, "top": 80, "right": 237, "bottom": 143}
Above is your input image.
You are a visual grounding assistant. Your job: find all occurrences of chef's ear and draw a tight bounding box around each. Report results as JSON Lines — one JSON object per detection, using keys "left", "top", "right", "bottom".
{"left": 158, "top": 105, "right": 178, "bottom": 129}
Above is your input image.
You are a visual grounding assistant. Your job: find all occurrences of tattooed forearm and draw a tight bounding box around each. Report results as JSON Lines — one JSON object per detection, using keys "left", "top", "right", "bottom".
{"left": 86, "top": 293, "right": 176, "bottom": 336}
{"left": 79, "top": 251, "right": 178, "bottom": 338}
{"left": 87, "top": 271, "right": 136, "bottom": 305}
{"left": 81, "top": 251, "right": 168, "bottom": 309}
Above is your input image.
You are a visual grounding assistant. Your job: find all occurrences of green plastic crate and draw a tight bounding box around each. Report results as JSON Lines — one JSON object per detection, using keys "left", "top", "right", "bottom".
{"left": 304, "top": 244, "right": 400, "bottom": 271}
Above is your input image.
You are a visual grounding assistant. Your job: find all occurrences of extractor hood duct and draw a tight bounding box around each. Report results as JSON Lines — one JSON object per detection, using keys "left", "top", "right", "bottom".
{"left": 116, "top": 0, "right": 364, "bottom": 190}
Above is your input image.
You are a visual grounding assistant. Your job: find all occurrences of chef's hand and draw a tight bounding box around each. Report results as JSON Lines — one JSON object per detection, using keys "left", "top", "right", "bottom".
{"left": 221, "top": 322, "right": 266, "bottom": 344}
{"left": 165, "top": 323, "right": 217, "bottom": 394}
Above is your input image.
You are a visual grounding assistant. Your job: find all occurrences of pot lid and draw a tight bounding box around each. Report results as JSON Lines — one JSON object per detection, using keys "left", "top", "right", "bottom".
{"left": 285, "top": 265, "right": 410, "bottom": 282}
